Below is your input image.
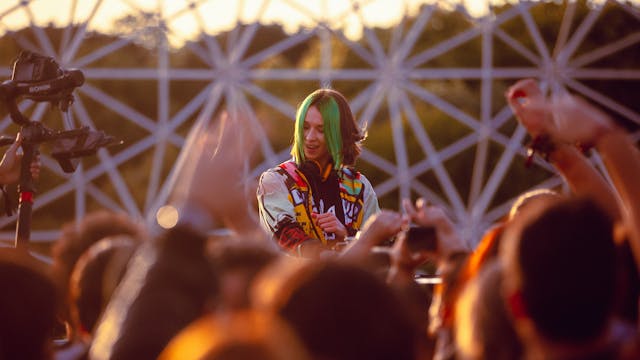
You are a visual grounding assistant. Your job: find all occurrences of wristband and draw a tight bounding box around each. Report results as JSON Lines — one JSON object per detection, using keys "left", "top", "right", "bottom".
{"left": 525, "top": 134, "right": 556, "bottom": 168}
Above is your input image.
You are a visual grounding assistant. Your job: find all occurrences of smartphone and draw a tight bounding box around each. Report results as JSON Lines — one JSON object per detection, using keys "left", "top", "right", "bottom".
{"left": 406, "top": 225, "right": 437, "bottom": 252}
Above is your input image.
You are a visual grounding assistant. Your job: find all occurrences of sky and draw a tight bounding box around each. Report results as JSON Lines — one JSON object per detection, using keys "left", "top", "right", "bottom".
{"left": 0, "top": 0, "right": 505, "bottom": 47}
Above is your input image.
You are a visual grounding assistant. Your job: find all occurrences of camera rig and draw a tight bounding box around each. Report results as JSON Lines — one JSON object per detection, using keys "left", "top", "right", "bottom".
{"left": 0, "top": 51, "right": 120, "bottom": 248}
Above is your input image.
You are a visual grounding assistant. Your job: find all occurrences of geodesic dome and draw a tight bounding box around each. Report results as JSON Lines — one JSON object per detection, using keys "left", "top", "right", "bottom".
{"left": 0, "top": 0, "right": 638, "bottom": 249}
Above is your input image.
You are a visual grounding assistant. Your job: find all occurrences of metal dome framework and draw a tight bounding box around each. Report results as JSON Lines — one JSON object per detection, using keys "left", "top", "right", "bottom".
{"left": 0, "top": 0, "right": 638, "bottom": 246}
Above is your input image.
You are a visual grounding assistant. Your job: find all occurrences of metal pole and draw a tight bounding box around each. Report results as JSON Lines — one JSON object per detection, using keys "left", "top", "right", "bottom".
{"left": 15, "top": 139, "right": 36, "bottom": 249}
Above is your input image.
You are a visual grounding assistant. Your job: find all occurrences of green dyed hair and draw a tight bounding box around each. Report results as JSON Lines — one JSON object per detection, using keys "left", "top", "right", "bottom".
{"left": 292, "top": 90, "right": 344, "bottom": 168}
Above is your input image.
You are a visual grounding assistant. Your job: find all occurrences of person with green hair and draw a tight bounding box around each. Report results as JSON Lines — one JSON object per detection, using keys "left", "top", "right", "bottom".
{"left": 257, "top": 89, "right": 379, "bottom": 258}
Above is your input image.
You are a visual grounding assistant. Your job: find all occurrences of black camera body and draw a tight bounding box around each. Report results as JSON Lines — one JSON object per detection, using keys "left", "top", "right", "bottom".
{"left": 11, "top": 51, "right": 63, "bottom": 83}
{"left": 3, "top": 51, "right": 85, "bottom": 107}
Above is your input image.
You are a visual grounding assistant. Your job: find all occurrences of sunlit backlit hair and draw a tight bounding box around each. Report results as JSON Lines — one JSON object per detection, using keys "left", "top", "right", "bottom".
{"left": 508, "top": 188, "right": 560, "bottom": 220}
{"left": 291, "top": 89, "right": 364, "bottom": 169}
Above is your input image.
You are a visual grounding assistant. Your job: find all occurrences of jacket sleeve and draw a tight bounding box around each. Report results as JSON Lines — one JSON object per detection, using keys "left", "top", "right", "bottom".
{"left": 257, "top": 169, "right": 314, "bottom": 252}
{"left": 359, "top": 173, "right": 381, "bottom": 227}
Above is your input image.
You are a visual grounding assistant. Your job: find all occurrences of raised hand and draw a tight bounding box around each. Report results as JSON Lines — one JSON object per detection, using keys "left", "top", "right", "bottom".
{"left": 402, "top": 198, "right": 467, "bottom": 258}
{"left": 340, "top": 210, "right": 406, "bottom": 262}
{"left": 359, "top": 210, "right": 406, "bottom": 243}
{"left": 505, "top": 78, "right": 616, "bottom": 146}
{"left": 170, "top": 110, "right": 259, "bottom": 234}
{"left": 547, "top": 93, "right": 615, "bottom": 145}
{"left": 387, "top": 230, "right": 432, "bottom": 283}
{"left": 505, "top": 78, "right": 551, "bottom": 137}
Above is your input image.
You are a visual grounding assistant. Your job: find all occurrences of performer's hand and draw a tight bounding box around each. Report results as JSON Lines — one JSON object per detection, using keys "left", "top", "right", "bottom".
{"left": 312, "top": 212, "right": 347, "bottom": 240}
{"left": 0, "top": 133, "right": 41, "bottom": 185}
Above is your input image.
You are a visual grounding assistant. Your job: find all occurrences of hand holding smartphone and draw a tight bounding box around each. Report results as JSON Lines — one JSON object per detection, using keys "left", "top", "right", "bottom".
{"left": 405, "top": 225, "right": 437, "bottom": 252}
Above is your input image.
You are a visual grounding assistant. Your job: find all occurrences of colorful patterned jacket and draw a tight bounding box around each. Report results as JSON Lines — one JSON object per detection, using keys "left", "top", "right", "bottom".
{"left": 257, "top": 160, "right": 379, "bottom": 253}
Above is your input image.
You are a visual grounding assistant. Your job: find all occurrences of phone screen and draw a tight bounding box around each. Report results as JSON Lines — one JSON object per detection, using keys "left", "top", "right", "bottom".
{"left": 406, "top": 226, "right": 437, "bottom": 252}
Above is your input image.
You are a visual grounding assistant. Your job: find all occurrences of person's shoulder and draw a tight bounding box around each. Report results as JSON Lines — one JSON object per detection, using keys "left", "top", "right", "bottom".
{"left": 259, "top": 160, "right": 298, "bottom": 187}
{"left": 261, "top": 160, "right": 293, "bottom": 175}
{"left": 357, "top": 172, "right": 375, "bottom": 191}
{"left": 341, "top": 167, "right": 375, "bottom": 185}
{"left": 260, "top": 167, "right": 284, "bottom": 182}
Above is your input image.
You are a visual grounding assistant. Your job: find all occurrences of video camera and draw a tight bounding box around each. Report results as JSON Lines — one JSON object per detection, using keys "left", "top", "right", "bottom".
{"left": 0, "top": 50, "right": 120, "bottom": 173}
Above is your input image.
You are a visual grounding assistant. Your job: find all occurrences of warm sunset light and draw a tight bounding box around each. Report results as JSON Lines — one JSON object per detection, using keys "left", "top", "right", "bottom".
{"left": 0, "top": 0, "right": 505, "bottom": 46}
